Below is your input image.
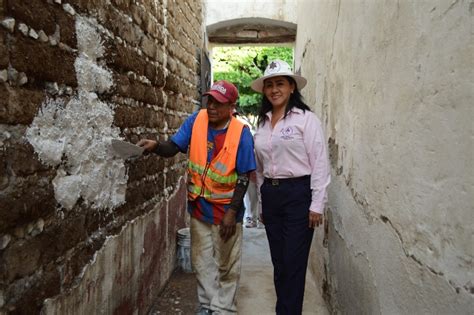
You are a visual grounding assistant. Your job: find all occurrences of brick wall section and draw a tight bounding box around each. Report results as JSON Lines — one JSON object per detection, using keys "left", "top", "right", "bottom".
{"left": 0, "top": 0, "right": 203, "bottom": 313}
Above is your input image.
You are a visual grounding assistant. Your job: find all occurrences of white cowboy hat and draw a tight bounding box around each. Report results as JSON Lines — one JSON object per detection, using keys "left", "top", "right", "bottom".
{"left": 250, "top": 59, "right": 307, "bottom": 92}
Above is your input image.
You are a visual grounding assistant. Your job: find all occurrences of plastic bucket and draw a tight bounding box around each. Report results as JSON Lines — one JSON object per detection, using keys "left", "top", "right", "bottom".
{"left": 177, "top": 227, "right": 192, "bottom": 273}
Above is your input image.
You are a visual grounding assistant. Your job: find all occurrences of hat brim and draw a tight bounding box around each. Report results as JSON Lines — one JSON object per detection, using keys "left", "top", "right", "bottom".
{"left": 203, "top": 90, "right": 232, "bottom": 104}
{"left": 250, "top": 73, "right": 307, "bottom": 93}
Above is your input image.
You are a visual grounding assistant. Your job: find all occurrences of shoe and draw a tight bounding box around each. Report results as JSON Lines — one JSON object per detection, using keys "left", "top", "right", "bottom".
{"left": 257, "top": 220, "right": 265, "bottom": 229}
{"left": 245, "top": 218, "right": 257, "bottom": 228}
{"left": 196, "top": 306, "right": 213, "bottom": 315}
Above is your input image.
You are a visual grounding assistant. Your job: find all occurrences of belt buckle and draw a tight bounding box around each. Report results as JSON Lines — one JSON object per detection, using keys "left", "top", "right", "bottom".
{"left": 271, "top": 179, "right": 279, "bottom": 186}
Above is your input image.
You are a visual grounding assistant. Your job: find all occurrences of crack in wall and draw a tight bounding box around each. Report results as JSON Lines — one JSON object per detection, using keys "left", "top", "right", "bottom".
{"left": 329, "top": 0, "right": 341, "bottom": 67}
{"left": 332, "top": 186, "right": 472, "bottom": 297}
{"left": 302, "top": 38, "right": 311, "bottom": 59}
{"left": 442, "top": 0, "right": 461, "bottom": 16}
{"left": 378, "top": 214, "right": 451, "bottom": 281}
{"left": 335, "top": 169, "right": 471, "bottom": 295}
{"left": 349, "top": 188, "right": 470, "bottom": 294}
{"left": 377, "top": 214, "right": 473, "bottom": 297}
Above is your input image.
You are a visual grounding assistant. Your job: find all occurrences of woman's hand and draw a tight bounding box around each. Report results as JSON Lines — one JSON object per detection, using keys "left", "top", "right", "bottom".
{"left": 136, "top": 139, "right": 158, "bottom": 152}
{"left": 309, "top": 211, "right": 323, "bottom": 229}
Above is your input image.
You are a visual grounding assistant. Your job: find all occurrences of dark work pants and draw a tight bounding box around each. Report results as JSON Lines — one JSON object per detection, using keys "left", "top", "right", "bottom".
{"left": 261, "top": 176, "right": 314, "bottom": 315}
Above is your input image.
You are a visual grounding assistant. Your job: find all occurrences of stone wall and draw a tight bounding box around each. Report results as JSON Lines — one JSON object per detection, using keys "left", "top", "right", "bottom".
{"left": 295, "top": 0, "right": 473, "bottom": 313}
{"left": 0, "top": 0, "right": 204, "bottom": 313}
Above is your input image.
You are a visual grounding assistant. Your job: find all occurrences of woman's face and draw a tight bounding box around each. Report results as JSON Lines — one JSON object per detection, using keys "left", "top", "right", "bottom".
{"left": 263, "top": 76, "right": 295, "bottom": 110}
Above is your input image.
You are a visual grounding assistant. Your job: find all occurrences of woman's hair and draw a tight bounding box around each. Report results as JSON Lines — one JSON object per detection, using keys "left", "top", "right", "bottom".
{"left": 256, "top": 76, "right": 311, "bottom": 127}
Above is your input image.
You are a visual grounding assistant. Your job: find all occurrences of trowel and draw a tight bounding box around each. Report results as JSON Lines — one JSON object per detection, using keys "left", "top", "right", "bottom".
{"left": 111, "top": 139, "right": 145, "bottom": 159}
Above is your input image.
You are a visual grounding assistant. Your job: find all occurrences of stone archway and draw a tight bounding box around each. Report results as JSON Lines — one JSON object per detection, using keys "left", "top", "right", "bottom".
{"left": 207, "top": 17, "right": 296, "bottom": 44}
{"left": 204, "top": 0, "right": 297, "bottom": 45}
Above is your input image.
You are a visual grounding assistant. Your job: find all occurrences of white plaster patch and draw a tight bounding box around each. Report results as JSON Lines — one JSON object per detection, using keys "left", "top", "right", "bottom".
{"left": 76, "top": 18, "right": 105, "bottom": 60}
{"left": 18, "top": 23, "right": 28, "bottom": 36}
{"left": 38, "top": 30, "right": 49, "bottom": 42}
{"left": 26, "top": 16, "right": 128, "bottom": 211}
{"left": 75, "top": 57, "right": 113, "bottom": 93}
{"left": 63, "top": 3, "right": 76, "bottom": 16}
{"left": 1, "top": 17, "right": 15, "bottom": 33}
{"left": 0, "top": 69, "right": 8, "bottom": 82}
{"left": 28, "top": 28, "right": 39, "bottom": 39}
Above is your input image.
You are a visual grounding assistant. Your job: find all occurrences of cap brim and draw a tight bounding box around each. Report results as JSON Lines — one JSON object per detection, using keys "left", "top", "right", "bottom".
{"left": 203, "top": 90, "right": 231, "bottom": 103}
{"left": 250, "top": 73, "right": 307, "bottom": 92}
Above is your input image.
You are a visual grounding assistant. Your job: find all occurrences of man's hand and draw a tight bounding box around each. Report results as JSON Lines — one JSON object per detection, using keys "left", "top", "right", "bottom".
{"left": 309, "top": 211, "right": 323, "bottom": 229}
{"left": 136, "top": 139, "right": 158, "bottom": 152}
{"left": 220, "top": 209, "right": 237, "bottom": 242}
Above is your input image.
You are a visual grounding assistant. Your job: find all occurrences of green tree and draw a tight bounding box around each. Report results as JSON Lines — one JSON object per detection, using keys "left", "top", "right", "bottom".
{"left": 212, "top": 46, "right": 293, "bottom": 125}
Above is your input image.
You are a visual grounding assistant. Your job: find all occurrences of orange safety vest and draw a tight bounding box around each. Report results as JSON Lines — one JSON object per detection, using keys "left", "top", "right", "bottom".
{"left": 187, "top": 109, "right": 244, "bottom": 204}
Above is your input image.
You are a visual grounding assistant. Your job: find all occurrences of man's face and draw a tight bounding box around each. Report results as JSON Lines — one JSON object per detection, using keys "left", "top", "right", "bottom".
{"left": 206, "top": 96, "right": 233, "bottom": 127}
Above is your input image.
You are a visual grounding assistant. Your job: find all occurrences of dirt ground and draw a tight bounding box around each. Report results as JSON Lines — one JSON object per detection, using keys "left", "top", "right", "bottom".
{"left": 149, "top": 269, "right": 198, "bottom": 314}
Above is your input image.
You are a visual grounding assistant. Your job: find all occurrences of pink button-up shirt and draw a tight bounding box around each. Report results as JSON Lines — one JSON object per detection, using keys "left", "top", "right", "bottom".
{"left": 254, "top": 108, "right": 330, "bottom": 214}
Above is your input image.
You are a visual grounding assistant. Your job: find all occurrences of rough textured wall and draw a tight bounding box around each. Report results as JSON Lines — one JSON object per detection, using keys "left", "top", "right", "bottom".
{"left": 0, "top": 0, "right": 203, "bottom": 314}
{"left": 295, "top": 0, "right": 473, "bottom": 313}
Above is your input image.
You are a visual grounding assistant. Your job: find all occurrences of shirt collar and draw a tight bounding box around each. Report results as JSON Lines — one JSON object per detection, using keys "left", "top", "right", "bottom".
{"left": 265, "top": 107, "right": 304, "bottom": 119}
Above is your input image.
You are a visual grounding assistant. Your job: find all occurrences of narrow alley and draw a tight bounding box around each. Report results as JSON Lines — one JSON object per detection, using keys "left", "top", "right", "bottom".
{"left": 150, "top": 227, "right": 329, "bottom": 314}
{"left": 0, "top": 0, "right": 472, "bottom": 314}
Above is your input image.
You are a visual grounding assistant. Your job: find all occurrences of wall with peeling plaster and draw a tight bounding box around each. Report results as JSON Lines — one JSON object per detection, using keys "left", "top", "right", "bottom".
{"left": 0, "top": 0, "right": 204, "bottom": 313}
{"left": 295, "top": 0, "right": 473, "bottom": 313}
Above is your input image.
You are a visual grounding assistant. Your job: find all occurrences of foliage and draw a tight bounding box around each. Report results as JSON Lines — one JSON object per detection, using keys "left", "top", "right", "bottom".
{"left": 212, "top": 46, "right": 293, "bottom": 123}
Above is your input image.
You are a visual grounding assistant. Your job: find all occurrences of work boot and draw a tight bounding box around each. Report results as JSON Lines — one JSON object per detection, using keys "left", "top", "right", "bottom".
{"left": 245, "top": 218, "right": 257, "bottom": 228}
{"left": 196, "top": 306, "right": 213, "bottom": 315}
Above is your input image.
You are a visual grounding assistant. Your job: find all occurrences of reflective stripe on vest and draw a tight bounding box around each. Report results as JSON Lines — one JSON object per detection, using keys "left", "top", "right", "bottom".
{"left": 188, "top": 160, "right": 238, "bottom": 184}
{"left": 187, "top": 185, "right": 234, "bottom": 200}
{"left": 187, "top": 109, "right": 244, "bottom": 204}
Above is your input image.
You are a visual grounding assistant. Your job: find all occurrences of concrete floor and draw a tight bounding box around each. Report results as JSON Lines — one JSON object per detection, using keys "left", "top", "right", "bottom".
{"left": 151, "top": 227, "right": 329, "bottom": 314}
{"left": 238, "top": 228, "right": 329, "bottom": 315}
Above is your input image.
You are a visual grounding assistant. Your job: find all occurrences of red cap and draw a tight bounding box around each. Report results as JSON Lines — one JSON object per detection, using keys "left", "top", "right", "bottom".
{"left": 203, "top": 80, "right": 239, "bottom": 104}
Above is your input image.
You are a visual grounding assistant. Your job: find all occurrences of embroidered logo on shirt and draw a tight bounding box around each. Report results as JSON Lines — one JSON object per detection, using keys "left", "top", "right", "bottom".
{"left": 280, "top": 126, "right": 294, "bottom": 140}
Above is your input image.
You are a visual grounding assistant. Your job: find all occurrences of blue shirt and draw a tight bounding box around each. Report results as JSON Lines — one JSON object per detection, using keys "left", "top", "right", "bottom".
{"left": 171, "top": 111, "right": 256, "bottom": 224}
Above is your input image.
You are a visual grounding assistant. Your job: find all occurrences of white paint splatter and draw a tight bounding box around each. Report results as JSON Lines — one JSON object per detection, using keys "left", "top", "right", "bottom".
{"left": 26, "top": 16, "right": 128, "bottom": 211}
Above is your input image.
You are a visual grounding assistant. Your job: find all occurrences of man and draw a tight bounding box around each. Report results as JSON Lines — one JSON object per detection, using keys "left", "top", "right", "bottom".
{"left": 138, "top": 80, "right": 256, "bottom": 315}
{"left": 244, "top": 170, "right": 260, "bottom": 228}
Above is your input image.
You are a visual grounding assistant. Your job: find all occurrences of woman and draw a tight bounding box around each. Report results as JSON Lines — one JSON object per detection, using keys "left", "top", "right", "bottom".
{"left": 251, "top": 60, "right": 330, "bottom": 315}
